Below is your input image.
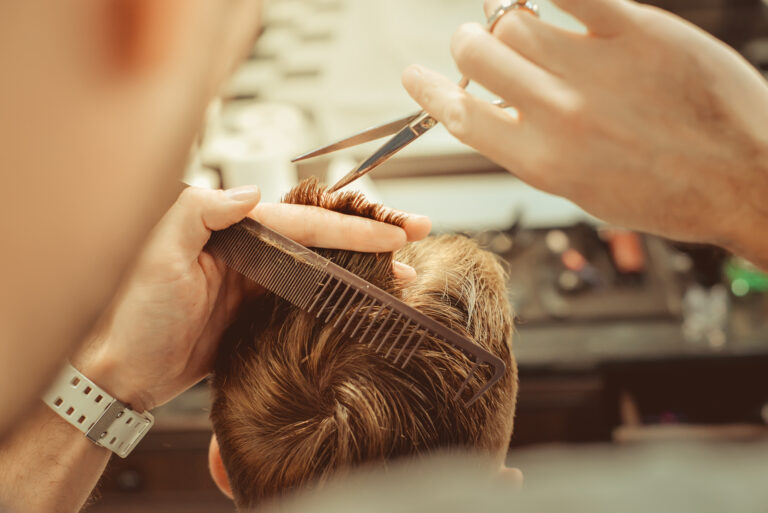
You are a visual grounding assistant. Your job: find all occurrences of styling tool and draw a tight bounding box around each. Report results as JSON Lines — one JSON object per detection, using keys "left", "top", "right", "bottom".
{"left": 205, "top": 218, "right": 506, "bottom": 406}
{"left": 291, "top": 0, "right": 539, "bottom": 192}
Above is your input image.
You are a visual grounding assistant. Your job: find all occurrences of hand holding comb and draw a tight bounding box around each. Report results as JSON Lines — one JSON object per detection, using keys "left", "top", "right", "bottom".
{"left": 204, "top": 218, "right": 506, "bottom": 406}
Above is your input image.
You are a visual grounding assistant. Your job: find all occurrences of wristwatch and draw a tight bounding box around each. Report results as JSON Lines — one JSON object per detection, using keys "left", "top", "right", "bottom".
{"left": 42, "top": 363, "right": 154, "bottom": 458}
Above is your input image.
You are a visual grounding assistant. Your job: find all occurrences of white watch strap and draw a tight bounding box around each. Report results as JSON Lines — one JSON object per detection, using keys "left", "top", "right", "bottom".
{"left": 42, "top": 363, "right": 154, "bottom": 458}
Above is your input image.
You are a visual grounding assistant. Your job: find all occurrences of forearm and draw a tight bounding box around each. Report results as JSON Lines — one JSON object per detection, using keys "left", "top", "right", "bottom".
{"left": 0, "top": 404, "right": 110, "bottom": 513}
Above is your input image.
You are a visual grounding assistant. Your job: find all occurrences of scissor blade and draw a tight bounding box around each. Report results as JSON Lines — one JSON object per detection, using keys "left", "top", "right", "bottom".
{"left": 328, "top": 125, "right": 420, "bottom": 193}
{"left": 291, "top": 112, "right": 422, "bottom": 163}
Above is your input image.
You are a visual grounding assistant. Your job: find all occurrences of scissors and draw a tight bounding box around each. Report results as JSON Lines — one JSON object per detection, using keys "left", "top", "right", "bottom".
{"left": 291, "top": 0, "right": 539, "bottom": 193}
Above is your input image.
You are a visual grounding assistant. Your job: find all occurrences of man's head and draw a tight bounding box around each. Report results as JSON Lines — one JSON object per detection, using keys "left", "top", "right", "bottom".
{"left": 209, "top": 180, "right": 519, "bottom": 509}
{"left": 0, "top": 0, "right": 262, "bottom": 435}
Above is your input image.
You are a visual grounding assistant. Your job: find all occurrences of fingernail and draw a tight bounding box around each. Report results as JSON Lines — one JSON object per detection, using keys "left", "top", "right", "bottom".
{"left": 393, "top": 261, "right": 417, "bottom": 281}
{"left": 225, "top": 185, "right": 260, "bottom": 203}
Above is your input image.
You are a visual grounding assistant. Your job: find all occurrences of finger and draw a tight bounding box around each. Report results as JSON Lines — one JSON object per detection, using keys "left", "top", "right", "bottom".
{"left": 402, "top": 64, "right": 538, "bottom": 168}
{"left": 483, "top": 0, "right": 552, "bottom": 24}
{"left": 159, "top": 185, "right": 261, "bottom": 258}
{"left": 451, "top": 22, "right": 566, "bottom": 108}
{"left": 542, "top": 0, "right": 634, "bottom": 37}
{"left": 392, "top": 261, "right": 418, "bottom": 284}
{"left": 372, "top": 204, "right": 432, "bottom": 242}
{"left": 487, "top": 9, "right": 584, "bottom": 76}
{"left": 483, "top": 0, "right": 500, "bottom": 18}
{"left": 251, "top": 203, "right": 409, "bottom": 252}
{"left": 392, "top": 210, "right": 432, "bottom": 242}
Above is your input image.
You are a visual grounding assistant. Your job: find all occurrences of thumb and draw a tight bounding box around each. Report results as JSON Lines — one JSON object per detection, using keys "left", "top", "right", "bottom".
{"left": 158, "top": 185, "right": 261, "bottom": 258}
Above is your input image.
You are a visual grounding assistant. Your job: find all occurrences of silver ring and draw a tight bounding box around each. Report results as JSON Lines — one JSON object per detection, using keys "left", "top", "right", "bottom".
{"left": 487, "top": 0, "right": 540, "bottom": 32}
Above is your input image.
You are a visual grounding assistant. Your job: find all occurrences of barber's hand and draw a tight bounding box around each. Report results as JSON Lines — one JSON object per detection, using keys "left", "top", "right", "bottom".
{"left": 75, "top": 186, "right": 431, "bottom": 412}
{"left": 403, "top": 0, "right": 768, "bottom": 266}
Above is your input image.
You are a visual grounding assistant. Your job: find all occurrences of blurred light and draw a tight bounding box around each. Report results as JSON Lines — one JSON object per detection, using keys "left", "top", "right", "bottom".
{"left": 731, "top": 278, "right": 749, "bottom": 297}
{"left": 545, "top": 229, "right": 569, "bottom": 254}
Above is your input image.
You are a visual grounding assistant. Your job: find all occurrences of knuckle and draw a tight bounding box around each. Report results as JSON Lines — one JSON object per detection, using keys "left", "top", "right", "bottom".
{"left": 165, "top": 259, "right": 192, "bottom": 281}
{"left": 300, "top": 221, "right": 316, "bottom": 247}
{"left": 441, "top": 95, "right": 474, "bottom": 140}
{"left": 494, "top": 11, "right": 527, "bottom": 42}
{"left": 178, "top": 186, "right": 207, "bottom": 207}
{"left": 412, "top": 77, "right": 433, "bottom": 107}
{"left": 552, "top": 91, "right": 586, "bottom": 122}
{"left": 451, "top": 23, "right": 485, "bottom": 68}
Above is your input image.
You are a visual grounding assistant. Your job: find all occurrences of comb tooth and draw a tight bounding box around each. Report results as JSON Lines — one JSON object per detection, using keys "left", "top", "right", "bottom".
{"left": 316, "top": 279, "right": 343, "bottom": 319}
{"left": 246, "top": 234, "right": 269, "bottom": 287}
{"left": 401, "top": 330, "right": 428, "bottom": 369}
{"left": 343, "top": 295, "right": 369, "bottom": 335}
{"left": 324, "top": 283, "right": 351, "bottom": 323}
{"left": 333, "top": 289, "right": 360, "bottom": 329}
{"left": 279, "top": 261, "right": 299, "bottom": 305}
{"left": 376, "top": 313, "right": 403, "bottom": 353}
{"left": 368, "top": 309, "right": 394, "bottom": 349}
{"left": 392, "top": 327, "right": 418, "bottom": 365}
{"left": 280, "top": 255, "right": 300, "bottom": 302}
{"left": 465, "top": 366, "right": 500, "bottom": 407}
{"left": 284, "top": 272, "right": 302, "bottom": 306}
{"left": 206, "top": 221, "right": 322, "bottom": 309}
{"left": 300, "top": 274, "right": 327, "bottom": 308}
{"left": 453, "top": 361, "right": 480, "bottom": 402}
{"left": 281, "top": 253, "right": 323, "bottom": 308}
{"left": 385, "top": 319, "right": 411, "bottom": 359}
{"left": 359, "top": 304, "right": 385, "bottom": 343}
{"left": 237, "top": 228, "right": 258, "bottom": 279}
{"left": 307, "top": 277, "right": 333, "bottom": 314}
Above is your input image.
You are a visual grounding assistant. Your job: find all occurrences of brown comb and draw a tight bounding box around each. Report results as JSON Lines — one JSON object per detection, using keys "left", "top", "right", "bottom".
{"left": 205, "top": 218, "right": 506, "bottom": 406}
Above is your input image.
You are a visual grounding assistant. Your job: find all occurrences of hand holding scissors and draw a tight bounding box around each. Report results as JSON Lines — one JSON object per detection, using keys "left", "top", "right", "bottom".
{"left": 404, "top": 0, "right": 768, "bottom": 270}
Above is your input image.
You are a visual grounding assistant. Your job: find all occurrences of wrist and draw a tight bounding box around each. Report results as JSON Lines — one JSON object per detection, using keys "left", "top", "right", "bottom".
{"left": 74, "top": 348, "right": 153, "bottom": 413}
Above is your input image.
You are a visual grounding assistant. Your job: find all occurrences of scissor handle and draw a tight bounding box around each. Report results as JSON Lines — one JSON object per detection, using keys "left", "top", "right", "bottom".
{"left": 407, "top": 112, "right": 439, "bottom": 136}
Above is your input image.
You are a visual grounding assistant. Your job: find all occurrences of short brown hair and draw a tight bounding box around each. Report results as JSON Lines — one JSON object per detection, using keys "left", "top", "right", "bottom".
{"left": 210, "top": 179, "right": 518, "bottom": 509}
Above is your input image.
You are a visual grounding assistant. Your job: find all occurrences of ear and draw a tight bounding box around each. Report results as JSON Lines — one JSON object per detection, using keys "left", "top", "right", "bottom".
{"left": 209, "top": 434, "right": 234, "bottom": 500}
{"left": 499, "top": 465, "right": 524, "bottom": 489}
{"left": 105, "top": 0, "right": 192, "bottom": 73}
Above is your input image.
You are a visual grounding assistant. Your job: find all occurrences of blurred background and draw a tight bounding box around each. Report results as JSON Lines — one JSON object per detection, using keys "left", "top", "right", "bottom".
{"left": 92, "top": 0, "right": 768, "bottom": 510}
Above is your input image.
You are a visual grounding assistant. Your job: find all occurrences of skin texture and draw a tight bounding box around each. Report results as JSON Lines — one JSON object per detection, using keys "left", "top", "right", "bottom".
{"left": 402, "top": 0, "right": 768, "bottom": 268}
{"left": 0, "top": 186, "right": 430, "bottom": 513}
